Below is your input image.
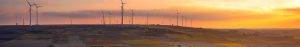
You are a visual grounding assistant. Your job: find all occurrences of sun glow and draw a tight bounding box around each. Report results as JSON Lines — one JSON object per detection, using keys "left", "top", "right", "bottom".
{"left": 180, "top": 0, "right": 300, "bottom": 28}
{"left": 187, "top": 0, "right": 300, "bottom": 11}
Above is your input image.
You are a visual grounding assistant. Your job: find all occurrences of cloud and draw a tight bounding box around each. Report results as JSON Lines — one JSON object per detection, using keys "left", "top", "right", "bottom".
{"left": 0, "top": 5, "right": 277, "bottom": 25}
{"left": 0, "top": 13, "right": 21, "bottom": 24}
{"left": 278, "top": 7, "right": 300, "bottom": 23}
{"left": 0, "top": 5, "right": 288, "bottom": 28}
{"left": 279, "top": 7, "right": 300, "bottom": 14}
{"left": 42, "top": 11, "right": 98, "bottom": 19}
{"left": 54, "top": 6, "right": 274, "bottom": 21}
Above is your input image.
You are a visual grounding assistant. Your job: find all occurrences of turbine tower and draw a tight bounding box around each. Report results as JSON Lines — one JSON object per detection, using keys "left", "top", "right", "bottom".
{"left": 131, "top": 9, "right": 134, "bottom": 24}
{"left": 33, "top": 3, "right": 43, "bottom": 25}
{"left": 176, "top": 10, "right": 180, "bottom": 26}
{"left": 25, "top": 0, "right": 33, "bottom": 26}
{"left": 120, "top": 0, "right": 125, "bottom": 25}
{"left": 161, "top": 16, "right": 165, "bottom": 25}
{"left": 185, "top": 16, "right": 188, "bottom": 26}
{"left": 183, "top": 16, "right": 187, "bottom": 26}
{"left": 70, "top": 17, "right": 73, "bottom": 25}
{"left": 22, "top": 15, "right": 25, "bottom": 25}
{"left": 108, "top": 11, "right": 112, "bottom": 24}
{"left": 101, "top": 11, "right": 106, "bottom": 25}
{"left": 98, "top": 11, "right": 102, "bottom": 24}
{"left": 146, "top": 12, "right": 149, "bottom": 25}
{"left": 190, "top": 17, "right": 193, "bottom": 27}
{"left": 169, "top": 16, "right": 172, "bottom": 26}
{"left": 181, "top": 14, "right": 184, "bottom": 26}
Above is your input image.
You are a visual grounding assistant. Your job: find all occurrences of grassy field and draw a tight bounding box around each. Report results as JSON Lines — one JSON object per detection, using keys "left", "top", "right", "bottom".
{"left": 0, "top": 25, "right": 300, "bottom": 47}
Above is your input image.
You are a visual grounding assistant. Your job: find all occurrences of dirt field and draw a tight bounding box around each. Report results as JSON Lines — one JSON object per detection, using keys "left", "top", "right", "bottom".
{"left": 0, "top": 25, "right": 299, "bottom": 47}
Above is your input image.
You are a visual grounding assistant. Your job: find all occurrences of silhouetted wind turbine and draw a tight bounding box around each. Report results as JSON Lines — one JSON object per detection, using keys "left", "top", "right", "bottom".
{"left": 190, "top": 17, "right": 193, "bottom": 27}
{"left": 184, "top": 16, "right": 188, "bottom": 27}
{"left": 70, "top": 17, "right": 73, "bottom": 25}
{"left": 33, "top": 3, "right": 43, "bottom": 25}
{"left": 108, "top": 11, "right": 112, "bottom": 24}
{"left": 161, "top": 16, "right": 165, "bottom": 25}
{"left": 101, "top": 11, "right": 106, "bottom": 25}
{"left": 98, "top": 11, "right": 102, "bottom": 24}
{"left": 22, "top": 15, "right": 25, "bottom": 25}
{"left": 130, "top": 9, "right": 134, "bottom": 24}
{"left": 120, "top": 0, "right": 125, "bottom": 25}
{"left": 176, "top": 10, "right": 180, "bottom": 26}
{"left": 25, "top": 0, "right": 33, "bottom": 26}
{"left": 146, "top": 12, "right": 149, "bottom": 25}
{"left": 169, "top": 16, "right": 172, "bottom": 26}
{"left": 181, "top": 14, "right": 184, "bottom": 26}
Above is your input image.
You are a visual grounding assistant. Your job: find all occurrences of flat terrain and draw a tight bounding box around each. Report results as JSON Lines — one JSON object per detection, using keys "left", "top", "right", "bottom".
{"left": 0, "top": 25, "right": 299, "bottom": 47}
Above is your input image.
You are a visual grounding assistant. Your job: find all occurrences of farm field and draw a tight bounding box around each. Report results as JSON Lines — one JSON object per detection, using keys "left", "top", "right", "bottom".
{"left": 0, "top": 25, "right": 299, "bottom": 47}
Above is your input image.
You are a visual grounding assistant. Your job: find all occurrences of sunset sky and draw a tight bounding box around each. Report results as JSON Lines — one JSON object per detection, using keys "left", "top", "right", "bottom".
{"left": 1, "top": 0, "right": 300, "bottom": 28}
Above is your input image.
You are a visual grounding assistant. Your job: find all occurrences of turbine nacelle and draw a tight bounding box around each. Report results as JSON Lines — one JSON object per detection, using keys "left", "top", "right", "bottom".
{"left": 25, "top": 0, "right": 34, "bottom": 6}
{"left": 33, "top": 4, "right": 43, "bottom": 8}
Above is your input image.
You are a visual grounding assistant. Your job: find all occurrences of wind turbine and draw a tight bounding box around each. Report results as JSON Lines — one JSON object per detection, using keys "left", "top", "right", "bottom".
{"left": 101, "top": 11, "right": 106, "bottom": 25}
{"left": 186, "top": 16, "right": 188, "bottom": 26}
{"left": 70, "top": 17, "right": 73, "bottom": 25}
{"left": 184, "top": 16, "right": 188, "bottom": 26}
{"left": 169, "top": 16, "right": 172, "bottom": 26}
{"left": 130, "top": 9, "right": 134, "bottom": 24}
{"left": 181, "top": 14, "right": 184, "bottom": 26}
{"left": 190, "top": 17, "right": 193, "bottom": 27}
{"left": 97, "top": 11, "right": 102, "bottom": 24}
{"left": 161, "top": 16, "right": 165, "bottom": 25}
{"left": 108, "top": 11, "right": 112, "bottom": 24}
{"left": 25, "top": 0, "right": 33, "bottom": 26}
{"left": 176, "top": 10, "right": 180, "bottom": 26}
{"left": 146, "top": 12, "right": 149, "bottom": 25}
{"left": 22, "top": 15, "right": 25, "bottom": 25}
{"left": 120, "top": 0, "right": 126, "bottom": 25}
{"left": 33, "top": 3, "right": 43, "bottom": 25}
